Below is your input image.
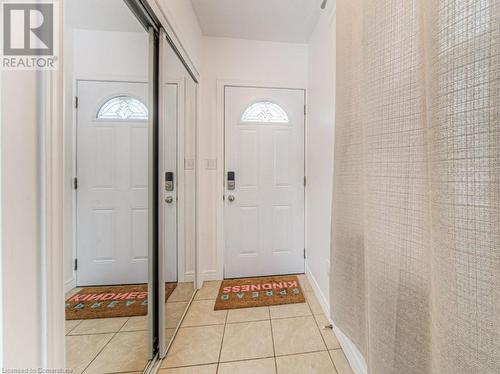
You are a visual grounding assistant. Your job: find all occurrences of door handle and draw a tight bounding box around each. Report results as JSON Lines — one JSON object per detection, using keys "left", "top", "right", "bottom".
{"left": 165, "top": 196, "right": 174, "bottom": 204}
{"left": 227, "top": 195, "right": 235, "bottom": 202}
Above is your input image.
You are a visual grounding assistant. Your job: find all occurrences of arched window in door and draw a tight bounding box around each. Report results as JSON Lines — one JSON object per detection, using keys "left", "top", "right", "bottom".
{"left": 241, "top": 101, "right": 289, "bottom": 123}
{"left": 96, "top": 96, "right": 149, "bottom": 120}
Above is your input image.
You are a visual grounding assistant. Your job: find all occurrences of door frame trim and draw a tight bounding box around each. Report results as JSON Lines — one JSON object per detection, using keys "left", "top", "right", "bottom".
{"left": 215, "top": 80, "right": 307, "bottom": 281}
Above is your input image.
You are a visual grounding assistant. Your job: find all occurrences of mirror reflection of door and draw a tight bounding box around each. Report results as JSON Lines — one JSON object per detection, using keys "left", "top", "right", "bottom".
{"left": 76, "top": 81, "right": 149, "bottom": 286}
{"left": 160, "top": 34, "right": 198, "bottom": 357}
{"left": 63, "top": 0, "right": 156, "bottom": 372}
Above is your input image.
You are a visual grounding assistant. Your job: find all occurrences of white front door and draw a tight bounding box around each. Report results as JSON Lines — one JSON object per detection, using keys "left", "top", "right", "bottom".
{"left": 224, "top": 86, "right": 305, "bottom": 278}
{"left": 76, "top": 80, "right": 149, "bottom": 286}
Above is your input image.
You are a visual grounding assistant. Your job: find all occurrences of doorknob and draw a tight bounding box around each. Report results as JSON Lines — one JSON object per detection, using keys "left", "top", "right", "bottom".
{"left": 228, "top": 195, "right": 235, "bottom": 202}
{"left": 165, "top": 196, "right": 174, "bottom": 204}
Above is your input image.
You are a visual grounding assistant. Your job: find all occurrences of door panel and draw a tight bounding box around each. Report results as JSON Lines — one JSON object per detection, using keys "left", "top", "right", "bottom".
{"left": 77, "top": 80, "right": 149, "bottom": 286}
{"left": 224, "top": 86, "right": 305, "bottom": 278}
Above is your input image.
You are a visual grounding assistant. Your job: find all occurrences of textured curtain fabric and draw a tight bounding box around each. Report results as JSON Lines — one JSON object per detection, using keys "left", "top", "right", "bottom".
{"left": 330, "top": 1, "right": 499, "bottom": 373}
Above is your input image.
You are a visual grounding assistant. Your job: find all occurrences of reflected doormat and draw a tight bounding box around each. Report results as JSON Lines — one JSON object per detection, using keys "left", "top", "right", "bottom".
{"left": 214, "top": 275, "right": 305, "bottom": 310}
{"left": 65, "top": 283, "right": 177, "bottom": 320}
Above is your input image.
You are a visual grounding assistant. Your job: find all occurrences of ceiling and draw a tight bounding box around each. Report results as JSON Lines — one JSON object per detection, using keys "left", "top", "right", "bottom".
{"left": 66, "top": 0, "right": 144, "bottom": 32}
{"left": 190, "top": 0, "right": 323, "bottom": 43}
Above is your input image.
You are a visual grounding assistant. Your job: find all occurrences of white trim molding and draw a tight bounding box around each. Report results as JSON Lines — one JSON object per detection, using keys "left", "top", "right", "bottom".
{"left": 40, "top": 55, "right": 65, "bottom": 370}
{"left": 305, "top": 263, "right": 367, "bottom": 374}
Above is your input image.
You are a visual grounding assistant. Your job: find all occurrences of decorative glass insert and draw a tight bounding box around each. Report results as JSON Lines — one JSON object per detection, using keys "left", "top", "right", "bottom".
{"left": 96, "top": 96, "right": 148, "bottom": 120}
{"left": 241, "top": 101, "right": 289, "bottom": 123}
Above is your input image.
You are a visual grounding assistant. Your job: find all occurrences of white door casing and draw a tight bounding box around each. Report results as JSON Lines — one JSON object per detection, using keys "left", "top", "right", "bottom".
{"left": 224, "top": 86, "right": 305, "bottom": 278}
{"left": 76, "top": 80, "right": 149, "bottom": 286}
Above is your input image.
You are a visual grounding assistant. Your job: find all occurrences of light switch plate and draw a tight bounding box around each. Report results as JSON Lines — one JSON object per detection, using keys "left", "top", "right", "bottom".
{"left": 185, "top": 159, "right": 195, "bottom": 170}
{"left": 204, "top": 159, "right": 217, "bottom": 170}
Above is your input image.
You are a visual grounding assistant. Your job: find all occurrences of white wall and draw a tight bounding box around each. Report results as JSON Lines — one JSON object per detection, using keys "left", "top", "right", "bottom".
{"left": 1, "top": 71, "right": 44, "bottom": 366}
{"left": 63, "top": 29, "right": 149, "bottom": 290}
{"left": 305, "top": 7, "right": 336, "bottom": 311}
{"left": 198, "top": 37, "right": 309, "bottom": 281}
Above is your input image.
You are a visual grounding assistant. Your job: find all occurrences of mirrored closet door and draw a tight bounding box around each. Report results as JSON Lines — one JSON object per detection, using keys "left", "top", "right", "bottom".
{"left": 63, "top": 0, "right": 159, "bottom": 372}
{"left": 159, "top": 31, "right": 199, "bottom": 357}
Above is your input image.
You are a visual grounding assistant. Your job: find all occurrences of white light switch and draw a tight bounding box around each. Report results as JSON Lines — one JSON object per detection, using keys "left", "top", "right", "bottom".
{"left": 204, "top": 159, "right": 217, "bottom": 170}
{"left": 185, "top": 159, "right": 195, "bottom": 170}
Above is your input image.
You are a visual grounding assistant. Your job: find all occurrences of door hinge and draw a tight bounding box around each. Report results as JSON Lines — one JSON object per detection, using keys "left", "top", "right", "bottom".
{"left": 73, "top": 177, "right": 78, "bottom": 190}
{"left": 304, "top": 176, "right": 307, "bottom": 187}
{"left": 304, "top": 248, "right": 306, "bottom": 259}
{"left": 75, "top": 96, "right": 79, "bottom": 109}
{"left": 74, "top": 258, "right": 78, "bottom": 271}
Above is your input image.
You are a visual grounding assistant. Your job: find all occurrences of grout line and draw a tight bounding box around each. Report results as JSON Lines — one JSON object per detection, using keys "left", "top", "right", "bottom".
{"left": 216, "top": 308, "right": 229, "bottom": 374}
{"left": 78, "top": 318, "right": 143, "bottom": 373}
{"left": 80, "top": 330, "right": 119, "bottom": 373}
{"left": 275, "top": 349, "right": 329, "bottom": 358}
{"left": 64, "top": 319, "right": 83, "bottom": 335}
{"left": 268, "top": 308, "right": 278, "bottom": 374}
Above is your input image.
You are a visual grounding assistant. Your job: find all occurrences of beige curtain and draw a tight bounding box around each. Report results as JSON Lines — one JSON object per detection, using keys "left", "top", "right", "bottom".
{"left": 330, "top": 0, "right": 499, "bottom": 373}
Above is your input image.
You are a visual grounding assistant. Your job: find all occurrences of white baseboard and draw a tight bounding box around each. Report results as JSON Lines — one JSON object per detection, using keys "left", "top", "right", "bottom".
{"left": 305, "top": 262, "right": 367, "bottom": 374}
{"left": 64, "top": 277, "right": 76, "bottom": 293}
{"left": 198, "top": 270, "right": 218, "bottom": 288}
{"left": 331, "top": 322, "right": 367, "bottom": 374}
{"left": 200, "top": 270, "right": 218, "bottom": 281}
{"left": 304, "top": 262, "right": 330, "bottom": 316}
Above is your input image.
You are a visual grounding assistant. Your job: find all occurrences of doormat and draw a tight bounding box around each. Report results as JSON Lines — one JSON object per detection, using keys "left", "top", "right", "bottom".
{"left": 65, "top": 283, "right": 177, "bottom": 320}
{"left": 214, "top": 275, "right": 305, "bottom": 310}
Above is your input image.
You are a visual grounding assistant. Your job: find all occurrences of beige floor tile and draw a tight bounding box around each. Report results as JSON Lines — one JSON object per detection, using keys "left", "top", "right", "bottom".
{"left": 297, "top": 274, "right": 312, "bottom": 292}
{"left": 158, "top": 364, "right": 217, "bottom": 374}
{"left": 162, "top": 325, "right": 224, "bottom": 368}
{"left": 314, "top": 315, "right": 340, "bottom": 349}
{"left": 194, "top": 281, "right": 221, "bottom": 300}
{"left": 272, "top": 316, "right": 326, "bottom": 356}
{"left": 329, "top": 350, "right": 353, "bottom": 374}
{"left": 305, "top": 291, "right": 324, "bottom": 315}
{"left": 165, "top": 328, "right": 176, "bottom": 345}
{"left": 84, "top": 331, "right": 149, "bottom": 373}
{"left": 166, "top": 301, "right": 189, "bottom": 329}
{"left": 269, "top": 303, "right": 311, "bottom": 319}
{"left": 276, "top": 351, "right": 337, "bottom": 374}
{"left": 168, "top": 282, "right": 195, "bottom": 302}
{"left": 69, "top": 317, "right": 128, "bottom": 335}
{"left": 65, "top": 320, "right": 82, "bottom": 335}
{"left": 220, "top": 320, "right": 274, "bottom": 362}
{"left": 218, "top": 357, "right": 276, "bottom": 374}
{"left": 181, "top": 300, "right": 227, "bottom": 327}
{"left": 65, "top": 333, "right": 113, "bottom": 374}
{"left": 227, "top": 306, "right": 270, "bottom": 323}
{"left": 121, "top": 316, "right": 148, "bottom": 332}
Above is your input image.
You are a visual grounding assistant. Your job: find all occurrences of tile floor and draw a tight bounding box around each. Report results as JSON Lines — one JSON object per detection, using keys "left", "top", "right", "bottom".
{"left": 159, "top": 275, "right": 354, "bottom": 374}
{"left": 65, "top": 283, "right": 194, "bottom": 374}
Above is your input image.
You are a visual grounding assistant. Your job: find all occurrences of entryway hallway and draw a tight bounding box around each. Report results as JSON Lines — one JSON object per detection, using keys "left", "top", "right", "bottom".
{"left": 159, "top": 275, "right": 353, "bottom": 374}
